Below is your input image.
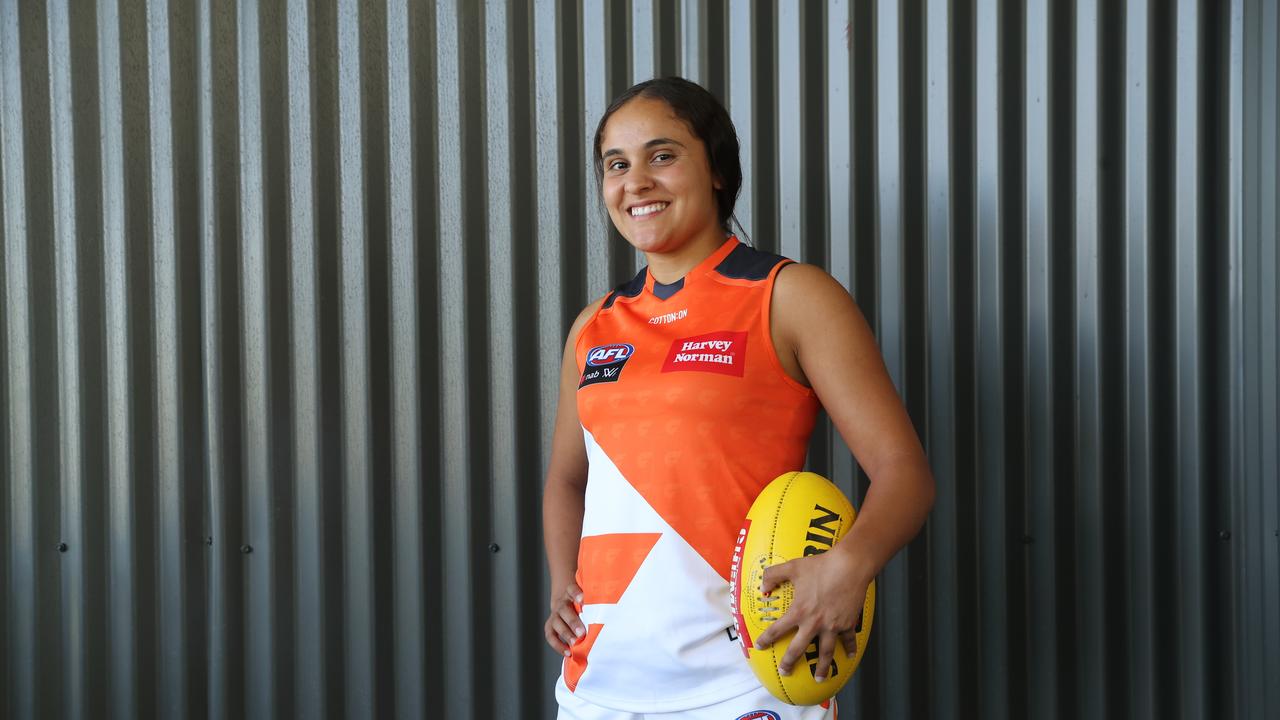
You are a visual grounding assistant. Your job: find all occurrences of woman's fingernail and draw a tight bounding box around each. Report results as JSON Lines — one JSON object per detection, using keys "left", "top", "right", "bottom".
{"left": 815, "top": 675, "right": 826, "bottom": 683}
{"left": 564, "top": 650, "right": 571, "bottom": 657}
{"left": 575, "top": 626, "right": 585, "bottom": 637}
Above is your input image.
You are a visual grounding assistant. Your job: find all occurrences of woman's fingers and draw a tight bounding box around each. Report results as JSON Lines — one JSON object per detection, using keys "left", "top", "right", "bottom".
{"left": 545, "top": 585, "right": 587, "bottom": 657}
{"left": 759, "top": 559, "right": 794, "bottom": 596}
{"left": 565, "top": 581, "right": 583, "bottom": 604}
{"left": 754, "top": 605, "right": 798, "bottom": 649}
{"left": 557, "top": 599, "right": 586, "bottom": 637}
{"left": 544, "top": 615, "right": 571, "bottom": 656}
{"left": 558, "top": 610, "right": 585, "bottom": 638}
{"left": 839, "top": 629, "right": 859, "bottom": 658}
{"left": 775, "top": 622, "right": 817, "bottom": 676}
{"left": 812, "top": 631, "right": 837, "bottom": 682}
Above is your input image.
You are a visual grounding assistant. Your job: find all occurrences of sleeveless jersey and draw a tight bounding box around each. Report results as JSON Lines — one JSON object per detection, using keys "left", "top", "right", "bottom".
{"left": 563, "top": 237, "right": 821, "bottom": 711}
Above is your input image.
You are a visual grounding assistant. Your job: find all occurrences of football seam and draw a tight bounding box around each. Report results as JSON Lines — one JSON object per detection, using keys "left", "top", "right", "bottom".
{"left": 767, "top": 472, "right": 798, "bottom": 706}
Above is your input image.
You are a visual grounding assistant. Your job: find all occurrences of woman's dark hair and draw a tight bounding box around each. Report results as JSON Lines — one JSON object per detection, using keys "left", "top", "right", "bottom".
{"left": 593, "top": 77, "right": 743, "bottom": 235}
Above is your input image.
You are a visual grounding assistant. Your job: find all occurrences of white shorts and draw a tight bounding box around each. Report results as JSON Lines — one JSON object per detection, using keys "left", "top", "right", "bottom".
{"left": 555, "top": 678, "right": 838, "bottom": 720}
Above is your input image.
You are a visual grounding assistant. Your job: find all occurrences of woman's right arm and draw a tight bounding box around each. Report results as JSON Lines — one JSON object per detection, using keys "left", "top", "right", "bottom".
{"left": 542, "top": 300, "right": 602, "bottom": 656}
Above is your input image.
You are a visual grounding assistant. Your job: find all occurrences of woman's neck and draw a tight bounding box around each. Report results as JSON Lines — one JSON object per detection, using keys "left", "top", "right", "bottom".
{"left": 644, "top": 229, "right": 729, "bottom": 284}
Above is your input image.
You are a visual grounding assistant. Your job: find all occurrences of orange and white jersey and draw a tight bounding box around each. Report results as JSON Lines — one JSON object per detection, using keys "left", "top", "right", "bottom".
{"left": 562, "top": 237, "right": 820, "bottom": 712}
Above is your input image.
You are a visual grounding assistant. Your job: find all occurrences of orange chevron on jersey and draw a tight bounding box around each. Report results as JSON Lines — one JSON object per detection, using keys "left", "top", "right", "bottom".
{"left": 563, "top": 237, "right": 820, "bottom": 712}
{"left": 575, "top": 533, "right": 661, "bottom": 605}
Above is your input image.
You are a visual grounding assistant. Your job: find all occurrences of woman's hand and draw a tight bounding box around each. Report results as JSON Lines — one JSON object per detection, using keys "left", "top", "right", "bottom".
{"left": 753, "top": 549, "right": 871, "bottom": 682}
{"left": 544, "top": 581, "right": 587, "bottom": 657}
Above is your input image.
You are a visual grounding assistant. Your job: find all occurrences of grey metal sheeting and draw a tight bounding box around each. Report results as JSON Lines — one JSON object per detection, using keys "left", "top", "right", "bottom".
{"left": 1, "top": 1, "right": 1277, "bottom": 718}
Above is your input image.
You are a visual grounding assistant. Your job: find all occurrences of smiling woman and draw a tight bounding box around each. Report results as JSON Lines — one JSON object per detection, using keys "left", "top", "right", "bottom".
{"left": 542, "top": 77, "right": 935, "bottom": 720}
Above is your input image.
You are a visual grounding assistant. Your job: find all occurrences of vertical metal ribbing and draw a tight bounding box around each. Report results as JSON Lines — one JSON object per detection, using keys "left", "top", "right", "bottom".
{"left": 1233, "top": 0, "right": 1254, "bottom": 712}
{"left": 533, "top": 1, "right": 565, "bottom": 709}
{"left": 1, "top": 0, "right": 34, "bottom": 718}
{"left": 873, "top": 0, "right": 910, "bottom": 713}
{"left": 485, "top": 2, "right": 520, "bottom": 717}
{"left": 146, "top": 0, "right": 185, "bottom": 714}
{"left": 975, "top": 1, "right": 1009, "bottom": 718}
{"left": 436, "top": 1, "right": 473, "bottom": 716}
{"left": 776, "top": 0, "right": 801, "bottom": 261}
{"left": 728, "top": 0, "right": 753, "bottom": 239}
{"left": 1023, "top": 3, "right": 1057, "bottom": 714}
{"left": 5, "top": 4, "right": 1276, "bottom": 718}
{"left": 630, "top": 0, "right": 655, "bottom": 273}
{"left": 826, "top": 0, "right": 856, "bottom": 495}
{"left": 874, "top": 0, "right": 904, "bottom": 391}
{"left": 1174, "top": 2, "right": 1207, "bottom": 716}
{"left": 681, "top": 0, "right": 703, "bottom": 85}
{"left": 47, "top": 2, "right": 84, "bottom": 717}
{"left": 1123, "top": 0, "right": 1154, "bottom": 716}
{"left": 1236, "top": 13, "right": 1279, "bottom": 718}
{"left": 195, "top": 2, "right": 226, "bottom": 717}
{"left": 285, "top": 0, "right": 323, "bottom": 714}
{"left": 826, "top": 1, "right": 852, "bottom": 295}
{"left": 336, "top": 0, "right": 375, "bottom": 715}
{"left": 1072, "top": 1, "right": 1104, "bottom": 717}
{"left": 386, "top": 0, "right": 423, "bottom": 717}
{"left": 96, "top": 0, "right": 137, "bottom": 714}
{"left": 631, "top": 0, "right": 654, "bottom": 83}
{"left": 1227, "top": 1, "right": 1249, "bottom": 715}
{"left": 1259, "top": 4, "right": 1280, "bottom": 714}
{"left": 924, "top": 0, "right": 958, "bottom": 715}
{"left": 583, "top": 0, "right": 609, "bottom": 297}
{"left": 237, "top": 3, "right": 275, "bottom": 717}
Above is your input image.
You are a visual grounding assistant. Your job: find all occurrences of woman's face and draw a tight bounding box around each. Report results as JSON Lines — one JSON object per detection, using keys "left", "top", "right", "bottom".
{"left": 599, "top": 97, "right": 721, "bottom": 255}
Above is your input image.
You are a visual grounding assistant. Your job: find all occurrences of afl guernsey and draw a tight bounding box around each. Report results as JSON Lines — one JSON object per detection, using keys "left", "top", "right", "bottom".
{"left": 563, "top": 237, "right": 821, "bottom": 711}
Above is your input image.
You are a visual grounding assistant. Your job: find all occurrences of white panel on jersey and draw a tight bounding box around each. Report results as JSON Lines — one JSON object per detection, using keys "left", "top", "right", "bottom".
{"left": 571, "top": 429, "right": 759, "bottom": 712}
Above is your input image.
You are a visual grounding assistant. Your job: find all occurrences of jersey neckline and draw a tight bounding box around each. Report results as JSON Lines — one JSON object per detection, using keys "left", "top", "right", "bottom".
{"left": 642, "top": 235, "right": 740, "bottom": 299}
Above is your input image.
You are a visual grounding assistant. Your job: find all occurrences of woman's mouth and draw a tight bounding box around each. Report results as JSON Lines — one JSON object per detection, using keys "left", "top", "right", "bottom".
{"left": 629, "top": 202, "right": 669, "bottom": 219}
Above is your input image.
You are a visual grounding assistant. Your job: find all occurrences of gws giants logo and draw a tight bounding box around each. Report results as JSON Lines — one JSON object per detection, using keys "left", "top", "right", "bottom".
{"left": 580, "top": 343, "right": 634, "bottom": 388}
{"left": 662, "top": 330, "right": 747, "bottom": 377}
{"left": 735, "top": 712, "right": 781, "bottom": 720}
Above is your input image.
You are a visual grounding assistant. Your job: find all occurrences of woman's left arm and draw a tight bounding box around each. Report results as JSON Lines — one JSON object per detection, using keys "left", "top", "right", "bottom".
{"left": 753, "top": 262, "right": 936, "bottom": 683}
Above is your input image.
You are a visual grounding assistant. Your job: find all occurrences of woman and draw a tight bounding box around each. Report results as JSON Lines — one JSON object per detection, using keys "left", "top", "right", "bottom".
{"left": 543, "top": 77, "right": 934, "bottom": 719}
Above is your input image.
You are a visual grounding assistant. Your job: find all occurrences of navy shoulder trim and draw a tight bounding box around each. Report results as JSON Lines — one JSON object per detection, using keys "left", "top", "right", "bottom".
{"left": 601, "top": 266, "right": 647, "bottom": 309}
{"left": 713, "top": 243, "right": 789, "bottom": 281}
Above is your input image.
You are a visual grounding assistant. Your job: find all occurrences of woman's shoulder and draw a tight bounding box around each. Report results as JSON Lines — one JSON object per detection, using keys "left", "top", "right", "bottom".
{"left": 773, "top": 262, "right": 853, "bottom": 307}
{"left": 566, "top": 295, "right": 608, "bottom": 344}
{"left": 771, "top": 262, "right": 862, "bottom": 341}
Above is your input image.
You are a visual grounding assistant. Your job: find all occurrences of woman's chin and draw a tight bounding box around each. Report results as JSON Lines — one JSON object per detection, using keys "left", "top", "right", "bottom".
{"left": 620, "top": 229, "right": 672, "bottom": 255}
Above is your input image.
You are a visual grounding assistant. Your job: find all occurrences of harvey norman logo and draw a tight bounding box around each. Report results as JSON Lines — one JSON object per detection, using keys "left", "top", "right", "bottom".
{"left": 661, "top": 330, "right": 747, "bottom": 377}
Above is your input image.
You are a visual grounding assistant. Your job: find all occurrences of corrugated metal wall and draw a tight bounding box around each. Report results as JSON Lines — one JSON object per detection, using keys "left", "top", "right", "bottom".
{"left": 2, "top": 0, "right": 1277, "bottom": 718}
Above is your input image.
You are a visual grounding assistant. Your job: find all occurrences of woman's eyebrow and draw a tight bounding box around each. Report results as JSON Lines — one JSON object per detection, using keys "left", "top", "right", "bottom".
{"left": 602, "top": 137, "right": 688, "bottom": 158}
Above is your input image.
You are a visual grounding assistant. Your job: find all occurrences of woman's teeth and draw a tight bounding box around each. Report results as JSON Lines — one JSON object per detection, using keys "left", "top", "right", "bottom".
{"left": 630, "top": 202, "right": 668, "bottom": 217}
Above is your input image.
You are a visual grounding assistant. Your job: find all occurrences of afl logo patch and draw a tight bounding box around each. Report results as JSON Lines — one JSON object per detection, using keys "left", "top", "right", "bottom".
{"left": 736, "top": 712, "right": 780, "bottom": 720}
{"left": 581, "top": 343, "right": 634, "bottom": 388}
{"left": 586, "top": 343, "right": 634, "bottom": 366}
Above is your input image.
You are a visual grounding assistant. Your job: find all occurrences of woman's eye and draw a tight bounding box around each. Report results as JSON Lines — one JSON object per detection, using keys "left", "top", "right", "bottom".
{"left": 653, "top": 152, "right": 674, "bottom": 163}
{"left": 608, "top": 159, "right": 628, "bottom": 171}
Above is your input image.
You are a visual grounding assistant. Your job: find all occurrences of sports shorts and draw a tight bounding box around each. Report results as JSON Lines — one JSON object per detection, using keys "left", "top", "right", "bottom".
{"left": 555, "top": 677, "right": 838, "bottom": 720}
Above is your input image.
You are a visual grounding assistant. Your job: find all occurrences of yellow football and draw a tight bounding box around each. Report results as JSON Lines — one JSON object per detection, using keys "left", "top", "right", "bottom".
{"left": 729, "top": 471, "right": 876, "bottom": 706}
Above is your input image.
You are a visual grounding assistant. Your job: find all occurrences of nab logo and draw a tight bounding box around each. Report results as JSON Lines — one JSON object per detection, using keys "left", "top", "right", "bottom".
{"left": 586, "top": 344, "right": 634, "bottom": 367}
{"left": 581, "top": 343, "right": 634, "bottom": 389}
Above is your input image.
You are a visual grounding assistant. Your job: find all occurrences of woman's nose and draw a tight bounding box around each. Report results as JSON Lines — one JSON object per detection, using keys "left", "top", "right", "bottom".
{"left": 624, "top": 165, "right": 654, "bottom": 194}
